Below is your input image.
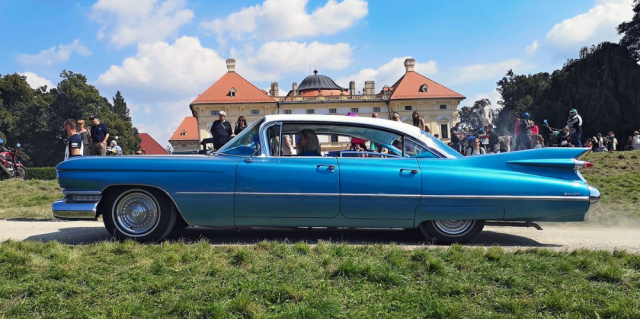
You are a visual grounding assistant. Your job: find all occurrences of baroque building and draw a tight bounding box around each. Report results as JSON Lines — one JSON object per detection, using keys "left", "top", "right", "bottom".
{"left": 186, "top": 57, "right": 464, "bottom": 150}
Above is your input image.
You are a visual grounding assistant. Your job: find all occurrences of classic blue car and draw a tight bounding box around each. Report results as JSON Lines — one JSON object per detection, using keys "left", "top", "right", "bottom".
{"left": 53, "top": 115, "right": 600, "bottom": 244}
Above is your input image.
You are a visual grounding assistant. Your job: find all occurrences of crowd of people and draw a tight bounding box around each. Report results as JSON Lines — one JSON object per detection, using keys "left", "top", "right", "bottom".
{"left": 447, "top": 108, "right": 640, "bottom": 156}
{"left": 63, "top": 114, "right": 134, "bottom": 161}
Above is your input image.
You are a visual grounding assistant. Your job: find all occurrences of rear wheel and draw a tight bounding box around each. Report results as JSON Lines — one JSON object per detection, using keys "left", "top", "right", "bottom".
{"left": 103, "top": 187, "right": 176, "bottom": 242}
{"left": 419, "top": 220, "right": 485, "bottom": 244}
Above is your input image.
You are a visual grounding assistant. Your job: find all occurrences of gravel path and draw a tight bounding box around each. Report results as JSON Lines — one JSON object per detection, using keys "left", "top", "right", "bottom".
{"left": 1, "top": 220, "right": 638, "bottom": 252}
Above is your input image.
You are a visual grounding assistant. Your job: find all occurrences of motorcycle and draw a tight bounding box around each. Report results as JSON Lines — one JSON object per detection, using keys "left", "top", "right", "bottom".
{"left": 0, "top": 138, "right": 27, "bottom": 180}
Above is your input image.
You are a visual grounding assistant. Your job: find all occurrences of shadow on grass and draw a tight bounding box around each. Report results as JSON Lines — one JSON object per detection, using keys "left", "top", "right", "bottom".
{"left": 21, "top": 226, "right": 560, "bottom": 248}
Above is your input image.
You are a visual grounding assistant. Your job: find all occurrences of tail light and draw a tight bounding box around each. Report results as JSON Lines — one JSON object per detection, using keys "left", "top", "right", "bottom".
{"left": 582, "top": 161, "right": 593, "bottom": 168}
{"left": 574, "top": 160, "right": 593, "bottom": 169}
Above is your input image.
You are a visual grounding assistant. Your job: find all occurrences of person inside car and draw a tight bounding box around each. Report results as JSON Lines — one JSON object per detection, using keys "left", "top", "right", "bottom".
{"left": 296, "top": 129, "right": 321, "bottom": 156}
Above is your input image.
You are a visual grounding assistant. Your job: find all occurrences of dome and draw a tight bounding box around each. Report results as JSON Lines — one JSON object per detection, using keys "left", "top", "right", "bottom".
{"left": 297, "top": 69, "right": 346, "bottom": 92}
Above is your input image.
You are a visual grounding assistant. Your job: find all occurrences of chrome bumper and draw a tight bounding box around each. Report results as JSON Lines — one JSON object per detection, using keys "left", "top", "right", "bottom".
{"left": 52, "top": 200, "right": 99, "bottom": 220}
{"left": 584, "top": 186, "right": 601, "bottom": 221}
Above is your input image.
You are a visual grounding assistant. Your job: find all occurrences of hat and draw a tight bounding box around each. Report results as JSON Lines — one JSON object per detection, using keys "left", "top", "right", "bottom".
{"left": 219, "top": 111, "right": 226, "bottom": 116}
{"left": 89, "top": 114, "right": 99, "bottom": 120}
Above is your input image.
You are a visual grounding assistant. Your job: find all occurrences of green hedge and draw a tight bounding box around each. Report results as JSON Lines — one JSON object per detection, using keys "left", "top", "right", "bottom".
{"left": 27, "top": 167, "right": 57, "bottom": 180}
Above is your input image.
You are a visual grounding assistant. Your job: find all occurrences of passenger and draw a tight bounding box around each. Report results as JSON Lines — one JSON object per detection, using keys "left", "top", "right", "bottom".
{"left": 296, "top": 129, "right": 321, "bottom": 156}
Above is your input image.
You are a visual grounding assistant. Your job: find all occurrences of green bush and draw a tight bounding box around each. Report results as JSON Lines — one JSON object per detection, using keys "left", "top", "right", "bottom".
{"left": 27, "top": 167, "right": 57, "bottom": 180}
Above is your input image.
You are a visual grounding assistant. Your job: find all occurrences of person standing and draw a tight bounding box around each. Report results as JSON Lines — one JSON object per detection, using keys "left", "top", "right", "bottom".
{"left": 234, "top": 116, "right": 247, "bottom": 136}
{"left": 391, "top": 112, "right": 402, "bottom": 122}
{"left": 606, "top": 131, "right": 617, "bottom": 151}
{"left": 450, "top": 122, "right": 462, "bottom": 154}
{"left": 518, "top": 113, "right": 532, "bottom": 150}
{"left": 89, "top": 115, "right": 109, "bottom": 156}
{"left": 371, "top": 113, "right": 379, "bottom": 118}
{"left": 210, "top": 111, "right": 232, "bottom": 150}
{"left": 63, "top": 119, "right": 83, "bottom": 160}
{"left": 412, "top": 111, "right": 430, "bottom": 133}
{"left": 566, "top": 109, "right": 583, "bottom": 147}
{"left": 486, "top": 125, "right": 499, "bottom": 153}
{"left": 77, "top": 120, "right": 91, "bottom": 156}
{"left": 466, "top": 138, "right": 486, "bottom": 156}
{"left": 633, "top": 131, "right": 640, "bottom": 150}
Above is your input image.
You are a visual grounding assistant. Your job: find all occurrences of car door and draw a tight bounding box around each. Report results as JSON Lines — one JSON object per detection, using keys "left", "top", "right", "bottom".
{"left": 234, "top": 123, "right": 340, "bottom": 219}
{"left": 339, "top": 157, "right": 421, "bottom": 220}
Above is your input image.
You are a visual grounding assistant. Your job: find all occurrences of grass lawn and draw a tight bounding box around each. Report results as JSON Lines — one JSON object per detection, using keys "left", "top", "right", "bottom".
{"left": 1, "top": 240, "right": 639, "bottom": 317}
{"left": 0, "top": 179, "right": 61, "bottom": 220}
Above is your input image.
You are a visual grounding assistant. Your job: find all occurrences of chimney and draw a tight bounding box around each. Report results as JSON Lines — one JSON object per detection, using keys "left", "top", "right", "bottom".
{"left": 270, "top": 82, "right": 279, "bottom": 97}
{"left": 292, "top": 82, "right": 298, "bottom": 97}
{"left": 364, "top": 81, "right": 375, "bottom": 95}
{"left": 349, "top": 81, "right": 356, "bottom": 96}
{"left": 404, "top": 58, "right": 415, "bottom": 72}
{"left": 226, "top": 58, "right": 236, "bottom": 72}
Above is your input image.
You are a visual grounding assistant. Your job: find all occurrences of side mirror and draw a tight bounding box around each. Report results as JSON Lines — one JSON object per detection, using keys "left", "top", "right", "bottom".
{"left": 16, "top": 143, "right": 21, "bottom": 148}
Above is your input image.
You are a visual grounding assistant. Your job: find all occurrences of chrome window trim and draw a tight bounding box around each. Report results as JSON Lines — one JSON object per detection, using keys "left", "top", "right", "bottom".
{"left": 62, "top": 190, "right": 102, "bottom": 196}
{"left": 237, "top": 192, "right": 340, "bottom": 197}
{"left": 421, "top": 195, "right": 590, "bottom": 201}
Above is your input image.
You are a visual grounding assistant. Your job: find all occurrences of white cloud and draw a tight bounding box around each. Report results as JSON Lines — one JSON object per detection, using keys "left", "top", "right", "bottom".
{"left": 91, "top": 0, "right": 194, "bottom": 48}
{"left": 97, "top": 36, "right": 227, "bottom": 101}
{"left": 448, "top": 59, "right": 533, "bottom": 85}
{"left": 130, "top": 98, "right": 193, "bottom": 148}
{"left": 546, "top": 0, "right": 633, "bottom": 52}
{"left": 201, "top": 0, "right": 368, "bottom": 41}
{"left": 16, "top": 39, "right": 91, "bottom": 66}
{"left": 336, "top": 57, "right": 437, "bottom": 93}
{"left": 526, "top": 40, "right": 539, "bottom": 55}
{"left": 20, "top": 72, "right": 53, "bottom": 90}
{"left": 241, "top": 41, "right": 353, "bottom": 81}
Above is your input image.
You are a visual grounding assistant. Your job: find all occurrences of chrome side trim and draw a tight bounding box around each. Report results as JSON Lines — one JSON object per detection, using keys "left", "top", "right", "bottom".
{"left": 342, "top": 193, "right": 421, "bottom": 198}
{"left": 52, "top": 200, "right": 98, "bottom": 220}
{"left": 237, "top": 192, "right": 340, "bottom": 197}
{"left": 62, "top": 190, "right": 102, "bottom": 196}
{"left": 176, "top": 192, "right": 234, "bottom": 195}
{"left": 421, "top": 195, "right": 590, "bottom": 201}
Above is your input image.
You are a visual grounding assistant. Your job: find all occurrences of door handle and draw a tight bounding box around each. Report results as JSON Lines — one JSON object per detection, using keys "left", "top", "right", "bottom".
{"left": 400, "top": 168, "right": 419, "bottom": 174}
{"left": 317, "top": 164, "right": 336, "bottom": 173}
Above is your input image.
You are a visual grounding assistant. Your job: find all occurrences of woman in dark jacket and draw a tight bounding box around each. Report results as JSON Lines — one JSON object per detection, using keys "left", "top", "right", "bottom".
{"left": 234, "top": 116, "right": 247, "bottom": 135}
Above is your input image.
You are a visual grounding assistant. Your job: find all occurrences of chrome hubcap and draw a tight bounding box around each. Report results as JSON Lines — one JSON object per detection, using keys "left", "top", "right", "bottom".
{"left": 114, "top": 191, "right": 159, "bottom": 235}
{"left": 433, "top": 220, "right": 474, "bottom": 236}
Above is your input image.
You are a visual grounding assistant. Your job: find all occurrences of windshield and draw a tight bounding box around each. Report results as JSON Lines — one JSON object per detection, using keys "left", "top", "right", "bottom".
{"left": 217, "top": 119, "right": 264, "bottom": 156}
{"left": 420, "top": 132, "right": 462, "bottom": 158}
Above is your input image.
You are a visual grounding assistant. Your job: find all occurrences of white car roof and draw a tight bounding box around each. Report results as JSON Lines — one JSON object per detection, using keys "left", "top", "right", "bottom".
{"left": 263, "top": 114, "right": 426, "bottom": 141}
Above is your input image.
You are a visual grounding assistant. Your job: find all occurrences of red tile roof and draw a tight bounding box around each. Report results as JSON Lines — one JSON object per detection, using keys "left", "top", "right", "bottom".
{"left": 138, "top": 133, "right": 169, "bottom": 155}
{"left": 169, "top": 117, "right": 199, "bottom": 141}
{"left": 389, "top": 71, "right": 465, "bottom": 100}
{"left": 191, "top": 72, "right": 277, "bottom": 105}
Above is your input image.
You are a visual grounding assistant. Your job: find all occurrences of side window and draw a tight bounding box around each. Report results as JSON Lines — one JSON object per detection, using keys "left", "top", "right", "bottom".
{"left": 405, "top": 137, "right": 435, "bottom": 158}
{"left": 266, "top": 124, "right": 282, "bottom": 156}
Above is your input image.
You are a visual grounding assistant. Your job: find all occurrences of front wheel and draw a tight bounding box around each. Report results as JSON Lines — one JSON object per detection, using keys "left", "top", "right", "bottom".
{"left": 103, "top": 187, "right": 177, "bottom": 242}
{"left": 419, "top": 220, "right": 485, "bottom": 245}
{"left": 15, "top": 166, "right": 26, "bottom": 180}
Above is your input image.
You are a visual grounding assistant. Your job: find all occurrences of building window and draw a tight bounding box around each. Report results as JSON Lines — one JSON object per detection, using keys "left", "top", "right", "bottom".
{"left": 373, "top": 107, "right": 380, "bottom": 112}
{"left": 181, "top": 144, "right": 187, "bottom": 148}
{"left": 440, "top": 105, "right": 447, "bottom": 110}
{"left": 307, "top": 109, "right": 315, "bottom": 114}
{"left": 251, "top": 109, "right": 259, "bottom": 115}
{"left": 329, "top": 108, "right": 337, "bottom": 114}
{"left": 284, "top": 110, "right": 292, "bottom": 114}
{"left": 211, "top": 110, "right": 219, "bottom": 116}
{"left": 421, "top": 84, "right": 428, "bottom": 93}
{"left": 229, "top": 88, "right": 236, "bottom": 97}
{"left": 180, "top": 130, "right": 186, "bottom": 136}
{"left": 350, "top": 108, "right": 359, "bottom": 113}
{"left": 440, "top": 124, "right": 449, "bottom": 139}
{"left": 331, "top": 135, "right": 339, "bottom": 143}
{"left": 405, "top": 105, "right": 412, "bottom": 111}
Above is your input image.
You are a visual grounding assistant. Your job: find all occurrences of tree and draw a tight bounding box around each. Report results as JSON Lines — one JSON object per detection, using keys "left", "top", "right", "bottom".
{"left": 112, "top": 91, "right": 131, "bottom": 122}
{"left": 617, "top": 0, "right": 640, "bottom": 62}
{"left": 494, "top": 70, "right": 550, "bottom": 133}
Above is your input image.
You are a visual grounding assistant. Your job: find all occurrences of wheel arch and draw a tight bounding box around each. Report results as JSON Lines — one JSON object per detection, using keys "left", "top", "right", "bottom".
{"left": 98, "top": 184, "right": 189, "bottom": 227}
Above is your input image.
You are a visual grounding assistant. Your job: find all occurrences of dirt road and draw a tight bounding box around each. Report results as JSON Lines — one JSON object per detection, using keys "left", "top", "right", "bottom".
{"left": 1, "top": 220, "right": 638, "bottom": 252}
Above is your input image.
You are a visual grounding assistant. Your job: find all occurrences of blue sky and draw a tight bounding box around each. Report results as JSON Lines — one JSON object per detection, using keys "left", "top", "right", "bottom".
{"left": 0, "top": 0, "right": 634, "bottom": 146}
